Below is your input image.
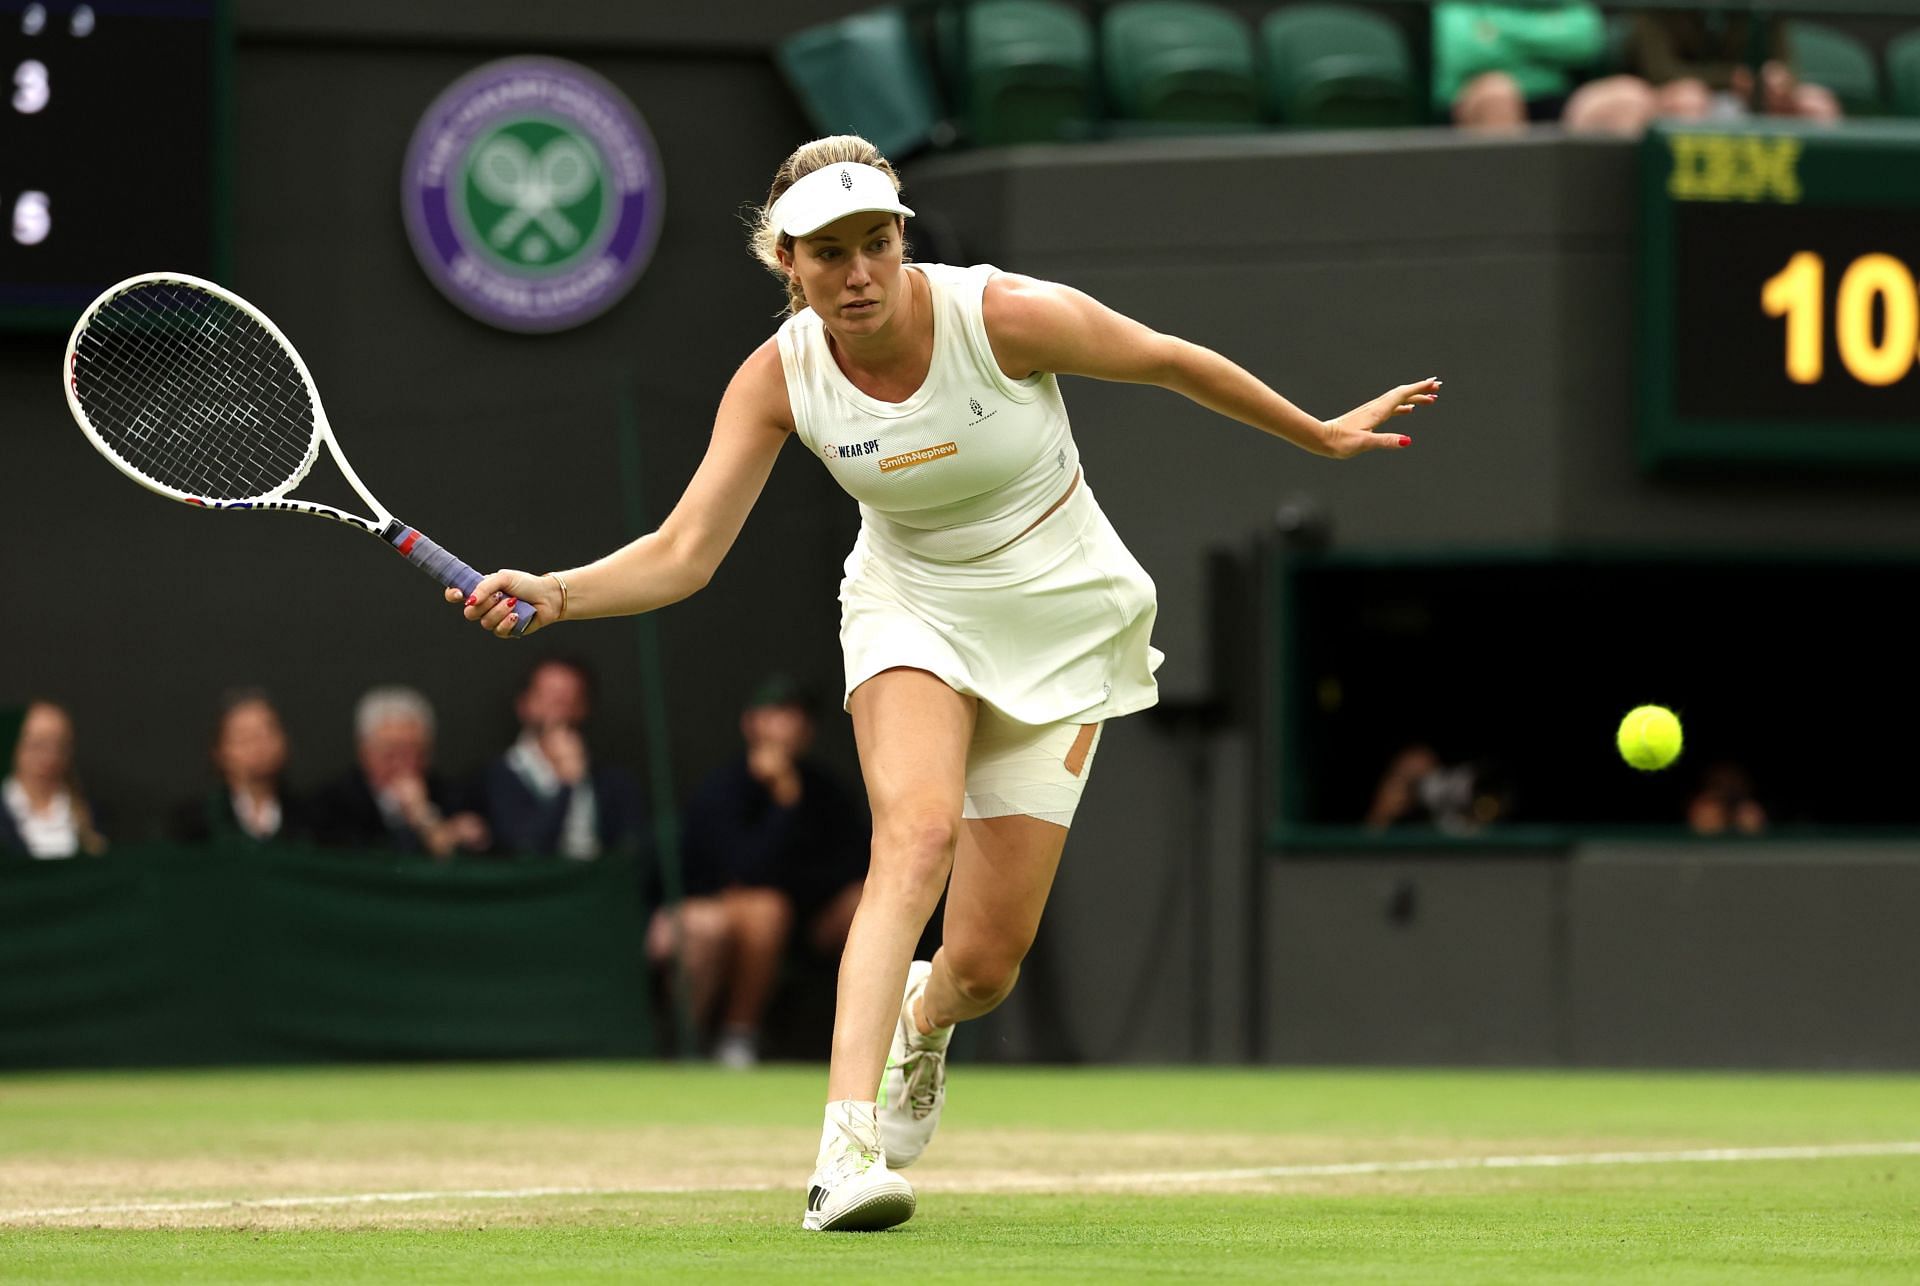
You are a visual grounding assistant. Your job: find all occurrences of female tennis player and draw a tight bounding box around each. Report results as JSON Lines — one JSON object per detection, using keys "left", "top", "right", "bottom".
{"left": 451, "top": 135, "right": 1439, "bottom": 1231}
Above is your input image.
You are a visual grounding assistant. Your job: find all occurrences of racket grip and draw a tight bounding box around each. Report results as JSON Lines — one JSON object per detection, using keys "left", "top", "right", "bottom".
{"left": 387, "top": 525, "right": 536, "bottom": 637}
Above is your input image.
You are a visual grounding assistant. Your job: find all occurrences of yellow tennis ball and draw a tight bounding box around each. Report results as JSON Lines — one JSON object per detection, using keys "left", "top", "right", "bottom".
{"left": 1617, "top": 705, "right": 1683, "bottom": 771}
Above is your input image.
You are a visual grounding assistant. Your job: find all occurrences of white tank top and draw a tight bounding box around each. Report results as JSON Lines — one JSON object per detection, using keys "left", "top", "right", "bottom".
{"left": 775, "top": 262, "right": 1079, "bottom": 563}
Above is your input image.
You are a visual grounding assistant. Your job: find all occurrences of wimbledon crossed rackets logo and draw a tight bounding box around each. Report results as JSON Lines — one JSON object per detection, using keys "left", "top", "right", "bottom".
{"left": 403, "top": 58, "right": 664, "bottom": 332}
{"left": 466, "top": 124, "right": 602, "bottom": 267}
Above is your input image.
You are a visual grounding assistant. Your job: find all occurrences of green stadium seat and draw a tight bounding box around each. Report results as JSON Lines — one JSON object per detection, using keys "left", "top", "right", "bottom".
{"left": 776, "top": 8, "right": 949, "bottom": 159}
{"left": 1259, "top": 4, "right": 1418, "bottom": 128}
{"left": 939, "top": 0, "right": 1096, "bottom": 146}
{"left": 1886, "top": 30, "right": 1920, "bottom": 118}
{"left": 1786, "top": 20, "right": 1882, "bottom": 117}
{"left": 1102, "top": 1, "right": 1262, "bottom": 126}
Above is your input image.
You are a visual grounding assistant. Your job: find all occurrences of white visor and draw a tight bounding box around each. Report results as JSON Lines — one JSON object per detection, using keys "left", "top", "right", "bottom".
{"left": 769, "top": 162, "right": 914, "bottom": 238}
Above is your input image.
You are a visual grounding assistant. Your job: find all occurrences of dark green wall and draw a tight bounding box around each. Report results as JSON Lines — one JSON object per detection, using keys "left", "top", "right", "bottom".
{"left": 0, "top": 845, "right": 653, "bottom": 1069}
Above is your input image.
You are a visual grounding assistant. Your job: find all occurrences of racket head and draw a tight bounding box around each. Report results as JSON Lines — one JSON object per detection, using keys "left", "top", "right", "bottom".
{"left": 64, "top": 272, "right": 327, "bottom": 506}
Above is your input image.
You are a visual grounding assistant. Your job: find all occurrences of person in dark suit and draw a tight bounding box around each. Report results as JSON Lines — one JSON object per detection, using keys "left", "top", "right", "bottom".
{"left": 477, "top": 657, "right": 645, "bottom": 859}
{"left": 171, "top": 688, "right": 311, "bottom": 845}
{"left": 312, "top": 685, "right": 487, "bottom": 858}
{"left": 669, "top": 675, "right": 868, "bottom": 1068}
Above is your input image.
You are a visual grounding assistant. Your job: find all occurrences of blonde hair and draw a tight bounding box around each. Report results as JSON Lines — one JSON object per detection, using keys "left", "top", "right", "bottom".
{"left": 748, "top": 135, "right": 907, "bottom": 315}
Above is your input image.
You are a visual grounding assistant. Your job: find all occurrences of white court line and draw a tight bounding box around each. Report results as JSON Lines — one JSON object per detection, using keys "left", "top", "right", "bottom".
{"left": 1055, "top": 1141, "right": 1920, "bottom": 1189}
{"left": 0, "top": 1184, "right": 782, "bottom": 1221}
{"left": 5, "top": 1142, "right": 1918, "bottom": 1220}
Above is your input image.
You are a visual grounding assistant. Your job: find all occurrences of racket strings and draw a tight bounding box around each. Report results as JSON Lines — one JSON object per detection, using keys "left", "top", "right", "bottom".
{"left": 85, "top": 335, "right": 304, "bottom": 496}
{"left": 72, "top": 281, "right": 318, "bottom": 501}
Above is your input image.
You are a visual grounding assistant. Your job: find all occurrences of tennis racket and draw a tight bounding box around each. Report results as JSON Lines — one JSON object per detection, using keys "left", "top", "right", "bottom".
{"left": 62, "top": 271, "right": 534, "bottom": 635}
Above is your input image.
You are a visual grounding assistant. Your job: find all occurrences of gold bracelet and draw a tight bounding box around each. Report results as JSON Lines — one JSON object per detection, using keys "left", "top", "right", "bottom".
{"left": 546, "top": 570, "right": 570, "bottom": 621}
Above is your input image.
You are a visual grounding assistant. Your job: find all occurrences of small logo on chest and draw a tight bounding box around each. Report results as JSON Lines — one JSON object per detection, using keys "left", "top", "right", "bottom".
{"left": 967, "top": 395, "right": 997, "bottom": 427}
{"left": 822, "top": 439, "right": 881, "bottom": 461}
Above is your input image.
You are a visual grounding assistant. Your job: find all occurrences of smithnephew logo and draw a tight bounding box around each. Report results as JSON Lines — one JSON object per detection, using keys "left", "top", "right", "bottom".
{"left": 880, "top": 442, "right": 958, "bottom": 473}
{"left": 402, "top": 57, "right": 664, "bottom": 333}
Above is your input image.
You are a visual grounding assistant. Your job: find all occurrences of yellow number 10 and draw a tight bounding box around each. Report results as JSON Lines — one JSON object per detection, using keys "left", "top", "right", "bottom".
{"left": 1762, "top": 251, "right": 1920, "bottom": 387}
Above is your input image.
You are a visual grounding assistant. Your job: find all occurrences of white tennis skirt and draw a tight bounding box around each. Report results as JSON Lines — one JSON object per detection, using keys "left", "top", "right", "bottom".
{"left": 838, "top": 477, "right": 1163, "bottom": 725}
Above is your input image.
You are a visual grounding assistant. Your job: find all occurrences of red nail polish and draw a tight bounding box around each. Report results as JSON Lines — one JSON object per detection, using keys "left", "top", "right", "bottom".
{"left": 1399, "top": 436, "right": 1412, "bottom": 446}
{"left": 506, "top": 597, "right": 518, "bottom": 608}
{"left": 464, "top": 594, "right": 477, "bottom": 607}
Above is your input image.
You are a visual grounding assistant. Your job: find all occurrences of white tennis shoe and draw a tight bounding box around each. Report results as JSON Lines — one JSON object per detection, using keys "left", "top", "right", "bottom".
{"left": 802, "top": 1126, "right": 915, "bottom": 1231}
{"left": 878, "top": 959, "right": 952, "bottom": 1168}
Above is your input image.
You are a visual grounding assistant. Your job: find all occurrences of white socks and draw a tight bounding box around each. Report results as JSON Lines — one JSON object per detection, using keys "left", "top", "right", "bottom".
{"left": 818, "top": 1099, "right": 881, "bottom": 1168}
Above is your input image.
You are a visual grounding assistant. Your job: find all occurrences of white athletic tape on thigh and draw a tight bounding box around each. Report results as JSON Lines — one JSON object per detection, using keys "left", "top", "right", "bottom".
{"left": 962, "top": 718, "right": 1103, "bottom": 823}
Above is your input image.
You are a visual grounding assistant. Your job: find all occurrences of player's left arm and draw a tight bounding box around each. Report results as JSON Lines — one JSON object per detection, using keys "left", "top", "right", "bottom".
{"left": 981, "top": 272, "right": 1438, "bottom": 461}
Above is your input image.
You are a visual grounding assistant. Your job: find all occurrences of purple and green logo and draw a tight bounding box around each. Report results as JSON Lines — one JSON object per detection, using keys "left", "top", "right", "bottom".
{"left": 402, "top": 57, "right": 664, "bottom": 333}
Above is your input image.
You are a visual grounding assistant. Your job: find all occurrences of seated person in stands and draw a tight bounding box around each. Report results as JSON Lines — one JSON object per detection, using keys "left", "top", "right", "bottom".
{"left": 1, "top": 699, "right": 106, "bottom": 858}
{"left": 171, "top": 688, "right": 309, "bottom": 844}
{"left": 1620, "top": 10, "right": 1840, "bottom": 126}
{"left": 478, "top": 656, "right": 645, "bottom": 859}
{"left": 312, "top": 685, "right": 487, "bottom": 858}
{"left": 1687, "top": 761, "right": 1769, "bottom": 837}
{"left": 1435, "top": 2, "right": 1657, "bottom": 135}
{"left": 659, "top": 675, "right": 868, "bottom": 1068}
{"left": 1365, "top": 741, "right": 1513, "bottom": 835}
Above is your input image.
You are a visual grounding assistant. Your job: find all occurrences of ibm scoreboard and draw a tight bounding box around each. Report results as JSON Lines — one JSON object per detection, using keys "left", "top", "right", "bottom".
{"left": 1639, "top": 121, "right": 1920, "bottom": 469}
{"left": 0, "top": 1, "right": 222, "bottom": 328}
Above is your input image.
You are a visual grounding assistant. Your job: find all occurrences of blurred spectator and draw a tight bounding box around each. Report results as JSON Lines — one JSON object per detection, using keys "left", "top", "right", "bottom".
{"left": 1620, "top": 11, "right": 1841, "bottom": 127}
{"left": 171, "top": 688, "right": 310, "bottom": 845}
{"left": 658, "top": 675, "right": 867, "bottom": 1068}
{"left": 1435, "top": 3, "right": 1653, "bottom": 135}
{"left": 312, "top": 685, "right": 488, "bottom": 858}
{"left": 1688, "top": 761, "right": 1769, "bottom": 837}
{"left": 479, "top": 657, "right": 645, "bottom": 859}
{"left": 1, "top": 700, "right": 106, "bottom": 858}
{"left": 1365, "top": 742, "right": 1513, "bottom": 834}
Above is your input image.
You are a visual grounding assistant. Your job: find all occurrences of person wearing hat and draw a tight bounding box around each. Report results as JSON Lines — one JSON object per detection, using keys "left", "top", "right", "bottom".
{"left": 451, "top": 134, "right": 1440, "bottom": 1230}
{"left": 673, "top": 674, "right": 868, "bottom": 1070}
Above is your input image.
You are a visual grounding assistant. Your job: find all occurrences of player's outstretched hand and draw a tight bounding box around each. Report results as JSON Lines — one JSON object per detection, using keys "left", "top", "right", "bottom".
{"left": 443, "top": 569, "right": 558, "bottom": 638}
{"left": 1320, "top": 378, "right": 1441, "bottom": 459}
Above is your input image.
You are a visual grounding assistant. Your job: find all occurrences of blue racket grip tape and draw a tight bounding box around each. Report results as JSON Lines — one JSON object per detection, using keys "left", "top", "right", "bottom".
{"left": 388, "top": 525, "right": 535, "bottom": 636}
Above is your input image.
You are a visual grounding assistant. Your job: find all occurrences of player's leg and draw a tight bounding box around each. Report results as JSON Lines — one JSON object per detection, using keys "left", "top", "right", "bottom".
{"left": 928, "top": 814, "right": 1070, "bottom": 1024}
{"left": 835, "top": 667, "right": 975, "bottom": 1094}
{"left": 879, "top": 715, "right": 1101, "bottom": 1167}
{"left": 875, "top": 812, "right": 1069, "bottom": 1168}
{"left": 806, "top": 666, "right": 975, "bottom": 1231}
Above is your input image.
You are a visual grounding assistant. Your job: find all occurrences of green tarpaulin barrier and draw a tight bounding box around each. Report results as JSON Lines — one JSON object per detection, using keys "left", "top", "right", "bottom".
{"left": 0, "top": 844, "right": 653, "bottom": 1068}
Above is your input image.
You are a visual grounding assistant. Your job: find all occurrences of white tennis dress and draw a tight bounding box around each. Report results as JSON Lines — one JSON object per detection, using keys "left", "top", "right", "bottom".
{"left": 775, "top": 262, "right": 1162, "bottom": 728}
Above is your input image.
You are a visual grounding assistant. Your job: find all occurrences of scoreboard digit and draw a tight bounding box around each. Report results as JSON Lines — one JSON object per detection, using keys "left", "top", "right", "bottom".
{"left": 1638, "top": 121, "right": 1920, "bottom": 469}
{"left": 0, "top": 0, "right": 224, "bottom": 329}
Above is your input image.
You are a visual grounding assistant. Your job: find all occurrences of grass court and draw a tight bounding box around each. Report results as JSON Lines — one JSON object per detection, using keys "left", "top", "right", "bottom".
{"left": 2, "top": 1063, "right": 1916, "bottom": 1281}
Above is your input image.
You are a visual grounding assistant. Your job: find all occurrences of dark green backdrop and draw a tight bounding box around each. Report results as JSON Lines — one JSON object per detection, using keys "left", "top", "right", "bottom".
{"left": 0, "top": 846, "right": 653, "bottom": 1069}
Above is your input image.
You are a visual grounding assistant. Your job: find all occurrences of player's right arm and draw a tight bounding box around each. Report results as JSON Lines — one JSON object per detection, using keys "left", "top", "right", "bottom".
{"left": 456, "top": 339, "right": 794, "bottom": 636}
